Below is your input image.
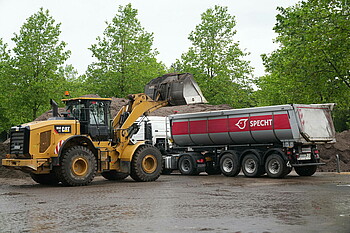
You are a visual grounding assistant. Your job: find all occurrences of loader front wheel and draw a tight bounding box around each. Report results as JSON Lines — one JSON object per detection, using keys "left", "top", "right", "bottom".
{"left": 101, "top": 171, "right": 129, "bottom": 181}
{"left": 130, "top": 145, "right": 162, "bottom": 182}
{"left": 56, "top": 146, "right": 97, "bottom": 186}
{"left": 30, "top": 172, "right": 60, "bottom": 185}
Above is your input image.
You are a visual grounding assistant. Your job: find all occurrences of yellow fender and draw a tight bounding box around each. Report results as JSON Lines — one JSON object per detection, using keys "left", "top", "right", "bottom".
{"left": 120, "top": 141, "right": 145, "bottom": 162}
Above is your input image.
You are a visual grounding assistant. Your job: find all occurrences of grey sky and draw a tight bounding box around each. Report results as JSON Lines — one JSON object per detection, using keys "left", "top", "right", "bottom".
{"left": 0, "top": 0, "right": 299, "bottom": 77}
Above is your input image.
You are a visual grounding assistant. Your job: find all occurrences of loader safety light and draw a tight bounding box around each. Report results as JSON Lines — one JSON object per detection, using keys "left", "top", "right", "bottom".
{"left": 65, "top": 91, "right": 70, "bottom": 96}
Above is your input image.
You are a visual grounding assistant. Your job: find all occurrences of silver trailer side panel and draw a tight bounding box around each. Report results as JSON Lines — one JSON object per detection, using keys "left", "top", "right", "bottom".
{"left": 169, "top": 104, "right": 335, "bottom": 147}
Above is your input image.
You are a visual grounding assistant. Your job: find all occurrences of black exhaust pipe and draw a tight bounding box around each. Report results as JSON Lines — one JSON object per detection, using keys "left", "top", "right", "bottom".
{"left": 50, "top": 99, "right": 58, "bottom": 117}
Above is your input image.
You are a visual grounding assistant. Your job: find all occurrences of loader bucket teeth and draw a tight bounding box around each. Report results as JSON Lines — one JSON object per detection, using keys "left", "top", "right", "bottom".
{"left": 145, "top": 73, "right": 207, "bottom": 105}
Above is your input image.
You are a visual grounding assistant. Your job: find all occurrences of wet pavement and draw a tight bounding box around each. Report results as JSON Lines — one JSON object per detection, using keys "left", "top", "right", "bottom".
{"left": 0, "top": 172, "right": 350, "bottom": 232}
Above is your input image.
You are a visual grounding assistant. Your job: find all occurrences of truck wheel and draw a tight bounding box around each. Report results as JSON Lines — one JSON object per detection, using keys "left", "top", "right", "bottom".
{"left": 294, "top": 165, "right": 317, "bottom": 176}
{"left": 178, "top": 155, "right": 198, "bottom": 175}
{"left": 265, "top": 154, "right": 289, "bottom": 178}
{"left": 55, "top": 146, "right": 97, "bottom": 186}
{"left": 30, "top": 172, "right": 60, "bottom": 185}
{"left": 101, "top": 171, "right": 129, "bottom": 181}
{"left": 242, "top": 154, "right": 263, "bottom": 177}
{"left": 130, "top": 145, "right": 162, "bottom": 182}
{"left": 220, "top": 152, "right": 240, "bottom": 177}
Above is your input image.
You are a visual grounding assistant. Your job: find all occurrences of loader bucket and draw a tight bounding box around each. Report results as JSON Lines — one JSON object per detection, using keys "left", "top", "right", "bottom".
{"left": 145, "top": 73, "right": 207, "bottom": 105}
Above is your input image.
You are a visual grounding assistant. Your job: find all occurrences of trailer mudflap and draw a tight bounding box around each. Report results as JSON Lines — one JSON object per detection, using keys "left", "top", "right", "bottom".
{"left": 292, "top": 162, "right": 325, "bottom": 167}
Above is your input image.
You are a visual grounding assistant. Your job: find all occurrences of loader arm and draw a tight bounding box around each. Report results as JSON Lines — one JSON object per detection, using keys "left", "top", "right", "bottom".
{"left": 112, "top": 73, "right": 207, "bottom": 154}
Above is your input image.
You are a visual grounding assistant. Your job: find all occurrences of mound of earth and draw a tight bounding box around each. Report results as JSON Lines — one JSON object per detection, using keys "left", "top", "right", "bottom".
{"left": 0, "top": 141, "right": 29, "bottom": 178}
{"left": 318, "top": 130, "right": 350, "bottom": 172}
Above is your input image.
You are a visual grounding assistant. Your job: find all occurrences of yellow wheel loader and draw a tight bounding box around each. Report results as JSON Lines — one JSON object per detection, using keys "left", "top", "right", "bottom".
{"left": 2, "top": 73, "right": 206, "bottom": 186}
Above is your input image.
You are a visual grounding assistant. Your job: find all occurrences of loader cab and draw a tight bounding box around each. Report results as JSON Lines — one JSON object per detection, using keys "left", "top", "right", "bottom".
{"left": 63, "top": 97, "right": 112, "bottom": 141}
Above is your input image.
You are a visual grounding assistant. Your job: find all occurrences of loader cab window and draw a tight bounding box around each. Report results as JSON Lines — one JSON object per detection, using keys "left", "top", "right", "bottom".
{"left": 66, "top": 102, "right": 87, "bottom": 122}
{"left": 89, "top": 101, "right": 106, "bottom": 125}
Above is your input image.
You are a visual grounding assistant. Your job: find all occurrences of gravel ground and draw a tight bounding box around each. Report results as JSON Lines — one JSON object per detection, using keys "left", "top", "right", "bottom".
{"left": 0, "top": 172, "right": 350, "bottom": 232}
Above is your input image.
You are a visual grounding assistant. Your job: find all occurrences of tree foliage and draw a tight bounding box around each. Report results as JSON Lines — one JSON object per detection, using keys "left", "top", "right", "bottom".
{"left": 85, "top": 4, "right": 165, "bottom": 98}
{"left": 4, "top": 8, "right": 71, "bottom": 126}
{"left": 0, "top": 39, "right": 12, "bottom": 131}
{"left": 256, "top": 0, "right": 350, "bottom": 130}
{"left": 174, "top": 5, "right": 254, "bottom": 107}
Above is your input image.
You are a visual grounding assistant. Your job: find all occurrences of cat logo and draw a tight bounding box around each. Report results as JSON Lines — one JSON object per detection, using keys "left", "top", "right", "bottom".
{"left": 54, "top": 125, "right": 71, "bottom": 134}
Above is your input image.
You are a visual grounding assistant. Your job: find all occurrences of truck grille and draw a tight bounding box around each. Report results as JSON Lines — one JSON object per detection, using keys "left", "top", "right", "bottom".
{"left": 10, "top": 126, "right": 30, "bottom": 157}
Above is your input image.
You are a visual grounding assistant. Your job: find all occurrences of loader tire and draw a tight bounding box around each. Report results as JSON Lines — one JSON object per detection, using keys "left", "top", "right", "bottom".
{"left": 294, "top": 165, "right": 317, "bottom": 176}
{"left": 30, "top": 172, "right": 60, "bottom": 185}
{"left": 130, "top": 145, "right": 162, "bottom": 182}
{"left": 56, "top": 146, "right": 97, "bottom": 186}
{"left": 220, "top": 152, "right": 241, "bottom": 177}
{"left": 101, "top": 171, "right": 129, "bottom": 181}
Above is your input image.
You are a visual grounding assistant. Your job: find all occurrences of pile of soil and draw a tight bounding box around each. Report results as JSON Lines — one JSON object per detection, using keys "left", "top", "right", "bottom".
{"left": 1, "top": 96, "right": 349, "bottom": 179}
{"left": 0, "top": 141, "right": 29, "bottom": 178}
{"left": 318, "top": 130, "right": 350, "bottom": 172}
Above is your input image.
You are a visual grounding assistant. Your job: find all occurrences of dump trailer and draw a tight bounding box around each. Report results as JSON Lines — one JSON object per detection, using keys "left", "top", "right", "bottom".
{"left": 136, "top": 104, "right": 335, "bottom": 178}
{"left": 2, "top": 73, "right": 206, "bottom": 186}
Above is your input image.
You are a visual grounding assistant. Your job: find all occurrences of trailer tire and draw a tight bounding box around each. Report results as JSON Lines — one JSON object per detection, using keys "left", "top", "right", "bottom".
{"left": 30, "top": 172, "right": 60, "bottom": 185}
{"left": 220, "top": 152, "right": 240, "bottom": 177}
{"left": 294, "top": 165, "right": 317, "bottom": 176}
{"left": 101, "top": 171, "right": 129, "bottom": 181}
{"left": 242, "top": 153, "right": 263, "bottom": 177}
{"left": 55, "top": 146, "right": 97, "bottom": 186}
{"left": 130, "top": 145, "right": 162, "bottom": 182}
{"left": 265, "top": 154, "right": 289, "bottom": 178}
{"left": 178, "top": 155, "right": 198, "bottom": 175}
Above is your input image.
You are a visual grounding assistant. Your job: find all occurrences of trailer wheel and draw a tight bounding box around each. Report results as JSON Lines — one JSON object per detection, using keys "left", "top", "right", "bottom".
{"left": 294, "top": 165, "right": 317, "bottom": 176}
{"left": 130, "top": 145, "right": 162, "bottom": 182}
{"left": 265, "top": 154, "right": 289, "bottom": 178}
{"left": 242, "top": 153, "right": 263, "bottom": 177}
{"left": 55, "top": 146, "right": 97, "bottom": 186}
{"left": 30, "top": 172, "right": 60, "bottom": 185}
{"left": 101, "top": 171, "right": 129, "bottom": 181}
{"left": 220, "top": 152, "right": 240, "bottom": 177}
{"left": 178, "top": 155, "right": 198, "bottom": 175}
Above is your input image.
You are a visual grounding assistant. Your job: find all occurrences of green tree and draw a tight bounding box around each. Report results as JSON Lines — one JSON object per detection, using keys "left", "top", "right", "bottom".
{"left": 0, "top": 39, "right": 12, "bottom": 131}
{"left": 256, "top": 0, "right": 350, "bottom": 130}
{"left": 174, "top": 5, "right": 254, "bottom": 107}
{"left": 7, "top": 8, "right": 71, "bottom": 123}
{"left": 86, "top": 4, "right": 165, "bottom": 98}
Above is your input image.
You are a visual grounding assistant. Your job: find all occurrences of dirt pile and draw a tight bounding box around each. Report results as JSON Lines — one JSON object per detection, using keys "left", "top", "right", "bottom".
{"left": 318, "top": 130, "right": 350, "bottom": 172}
{"left": 0, "top": 141, "right": 29, "bottom": 178}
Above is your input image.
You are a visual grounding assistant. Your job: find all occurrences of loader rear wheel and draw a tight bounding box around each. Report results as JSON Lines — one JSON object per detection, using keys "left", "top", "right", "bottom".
{"left": 294, "top": 165, "right": 317, "bottom": 176}
{"left": 220, "top": 152, "right": 241, "bottom": 177}
{"left": 101, "top": 171, "right": 129, "bottom": 181}
{"left": 242, "top": 153, "right": 263, "bottom": 177}
{"left": 56, "top": 146, "right": 97, "bottom": 186}
{"left": 130, "top": 145, "right": 162, "bottom": 182}
{"left": 30, "top": 172, "right": 60, "bottom": 185}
